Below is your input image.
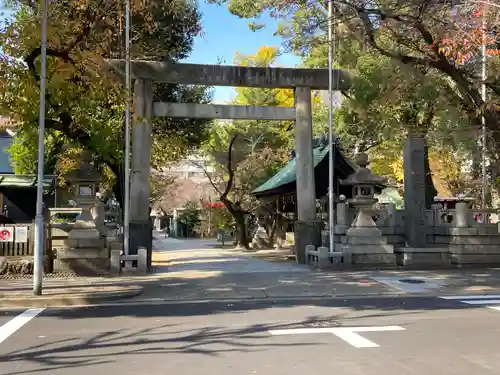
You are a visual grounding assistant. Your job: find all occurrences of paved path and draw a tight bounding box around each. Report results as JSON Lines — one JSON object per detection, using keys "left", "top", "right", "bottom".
{"left": 1, "top": 295, "right": 500, "bottom": 374}
{"left": 154, "top": 237, "right": 307, "bottom": 274}
{"left": 147, "top": 237, "right": 397, "bottom": 300}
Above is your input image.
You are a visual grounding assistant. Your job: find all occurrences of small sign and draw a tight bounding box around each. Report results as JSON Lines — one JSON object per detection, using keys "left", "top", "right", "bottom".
{"left": 15, "top": 226, "right": 28, "bottom": 243}
{"left": 0, "top": 226, "right": 14, "bottom": 242}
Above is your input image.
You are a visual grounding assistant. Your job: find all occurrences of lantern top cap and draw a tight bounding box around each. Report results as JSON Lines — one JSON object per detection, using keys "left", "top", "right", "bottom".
{"left": 354, "top": 152, "right": 369, "bottom": 168}
{"left": 65, "top": 149, "right": 102, "bottom": 184}
{"left": 339, "top": 152, "right": 387, "bottom": 187}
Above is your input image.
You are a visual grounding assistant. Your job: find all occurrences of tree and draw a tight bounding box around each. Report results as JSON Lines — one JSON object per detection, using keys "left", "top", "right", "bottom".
{"left": 201, "top": 128, "right": 288, "bottom": 248}
{"left": 149, "top": 172, "right": 175, "bottom": 206}
{"left": 178, "top": 200, "right": 201, "bottom": 237}
{"left": 196, "top": 46, "right": 294, "bottom": 248}
{"left": 216, "top": 0, "right": 486, "bottom": 202}
{"left": 0, "top": 0, "right": 212, "bottom": 209}
{"left": 219, "top": 0, "right": 500, "bottom": 200}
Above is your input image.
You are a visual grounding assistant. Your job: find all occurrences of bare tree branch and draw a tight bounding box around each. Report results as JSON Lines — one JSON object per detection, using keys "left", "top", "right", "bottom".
{"left": 190, "top": 159, "right": 223, "bottom": 196}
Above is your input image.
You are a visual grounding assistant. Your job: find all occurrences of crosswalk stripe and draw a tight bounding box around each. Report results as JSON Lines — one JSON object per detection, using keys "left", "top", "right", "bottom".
{"left": 440, "top": 295, "right": 500, "bottom": 300}
{"left": 461, "top": 299, "right": 500, "bottom": 305}
{"left": 439, "top": 295, "right": 500, "bottom": 312}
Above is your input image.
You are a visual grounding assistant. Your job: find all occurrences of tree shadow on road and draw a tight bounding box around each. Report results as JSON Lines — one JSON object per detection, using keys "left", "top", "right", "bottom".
{"left": 0, "top": 313, "right": 392, "bottom": 374}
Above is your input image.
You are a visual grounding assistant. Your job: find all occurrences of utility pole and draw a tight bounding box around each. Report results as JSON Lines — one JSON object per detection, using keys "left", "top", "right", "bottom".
{"left": 124, "top": 0, "right": 131, "bottom": 255}
{"left": 33, "top": 0, "right": 48, "bottom": 295}
{"left": 327, "top": 0, "right": 335, "bottom": 252}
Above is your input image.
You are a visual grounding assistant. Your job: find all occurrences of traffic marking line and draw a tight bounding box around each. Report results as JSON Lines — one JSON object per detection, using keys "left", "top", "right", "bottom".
{"left": 439, "top": 295, "right": 500, "bottom": 312}
{"left": 0, "top": 308, "right": 45, "bottom": 344}
{"left": 268, "top": 325, "right": 405, "bottom": 348}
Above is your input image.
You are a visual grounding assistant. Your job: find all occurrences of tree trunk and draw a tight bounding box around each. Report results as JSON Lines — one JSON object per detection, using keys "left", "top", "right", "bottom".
{"left": 234, "top": 212, "right": 248, "bottom": 249}
{"left": 107, "top": 161, "right": 125, "bottom": 219}
{"left": 221, "top": 197, "right": 249, "bottom": 249}
{"left": 423, "top": 140, "right": 438, "bottom": 208}
{"left": 268, "top": 214, "right": 278, "bottom": 245}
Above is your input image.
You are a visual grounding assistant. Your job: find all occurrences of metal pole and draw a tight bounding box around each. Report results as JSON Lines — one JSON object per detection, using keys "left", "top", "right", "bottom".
{"left": 33, "top": 0, "right": 48, "bottom": 296}
{"left": 481, "top": 14, "right": 487, "bottom": 208}
{"left": 124, "top": 0, "right": 131, "bottom": 255}
{"left": 327, "top": 0, "right": 335, "bottom": 252}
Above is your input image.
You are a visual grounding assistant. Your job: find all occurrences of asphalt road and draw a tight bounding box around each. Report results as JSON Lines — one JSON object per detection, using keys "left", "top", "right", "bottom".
{"left": 1, "top": 295, "right": 500, "bottom": 375}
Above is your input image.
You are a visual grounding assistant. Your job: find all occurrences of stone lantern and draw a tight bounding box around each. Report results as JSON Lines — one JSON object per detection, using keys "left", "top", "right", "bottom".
{"left": 65, "top": 150, "right": 104, "bottom": 252}
{"left": 65, "top": 150, "right": 102, "bottom": 228}
{"left": 339, "top": 152, "right": 387, "bottom": 237}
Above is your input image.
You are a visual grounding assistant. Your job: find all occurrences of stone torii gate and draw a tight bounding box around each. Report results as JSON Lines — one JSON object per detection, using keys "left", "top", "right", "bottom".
{"left": 105, "top": 59, "right": 350, "bottom": 265}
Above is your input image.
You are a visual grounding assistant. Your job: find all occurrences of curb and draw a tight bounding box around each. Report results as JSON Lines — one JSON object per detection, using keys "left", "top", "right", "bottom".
{"left": 71, "top": 291, "right": 411, "bottom": 308}
{"left": 0, "top": 286, "right": 144, "bottom": 308}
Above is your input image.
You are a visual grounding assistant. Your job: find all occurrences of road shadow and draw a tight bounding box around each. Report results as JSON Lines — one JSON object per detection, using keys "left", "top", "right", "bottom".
{"left": 0, "top": 309, "right": 422, "bottom": 375}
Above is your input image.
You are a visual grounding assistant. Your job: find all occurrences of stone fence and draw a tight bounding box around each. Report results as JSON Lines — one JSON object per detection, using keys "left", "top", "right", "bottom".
{"left": 307, "top": 201, "right": 500, "bottom": 269}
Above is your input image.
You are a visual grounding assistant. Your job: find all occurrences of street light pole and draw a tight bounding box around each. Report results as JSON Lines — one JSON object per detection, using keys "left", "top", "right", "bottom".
{"left": 33, "top": 0, "right": 48, "bottom": 296}
{"left": 481, "top": 13, "right": 487, "bottom": 208}
{"left": 327, "top": 0, "right": 335, "bottom": 252}
{"left": 124, "top": 0, "right": 131, "bottom": 256}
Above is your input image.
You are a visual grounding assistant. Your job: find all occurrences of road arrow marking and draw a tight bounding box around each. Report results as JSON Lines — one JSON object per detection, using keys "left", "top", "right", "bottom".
{"left": 268, "top": 325, "right": 405, "bottom": 348}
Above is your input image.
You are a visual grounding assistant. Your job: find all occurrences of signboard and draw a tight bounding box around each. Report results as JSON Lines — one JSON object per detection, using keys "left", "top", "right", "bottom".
{"left": 15, "top": 226, "right": 28, "bottom": 243}
{"left": 0, "top": 226, "right": 14, "bottom": 242}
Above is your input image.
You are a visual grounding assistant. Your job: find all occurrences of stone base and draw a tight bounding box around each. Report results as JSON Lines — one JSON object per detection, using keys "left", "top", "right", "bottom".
{"left": 351, "top": 253, "right": 396, "bottom": 265}
{"left": 336, "top": 233, "right": 404, "bottom": 246}
{"left": 294, "top": 220, "right": 322, "bottom": 264}
{"left": 53, "top": 258, "right": 110, "bottom": 275}
{"left": 339, "top": 244, "right": 395, "bottom": 254}
{"left": 130, "top": 220, "right": 153, "bottom": 267}
{"left": 450, "top": 253, "right": 500, "bottom": 266}
{"left": 338, "top": 244, "right": 396, "bottom": 266}
{"left": 395, "top": 247, "right": 451, "bottom": 268}
{"left": 54, "top": 246, "right": 110, "bottom": 275}
{"left": 346, "top": 226, "right": 382, "bottom": 238}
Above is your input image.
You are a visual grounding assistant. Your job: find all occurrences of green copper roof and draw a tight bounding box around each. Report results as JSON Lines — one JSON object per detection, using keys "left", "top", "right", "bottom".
{"left": 253, "top": 145, "right": 330, "bottom": 194}
{"left": 0, "top": 174, "right": 54, "bottom": 188}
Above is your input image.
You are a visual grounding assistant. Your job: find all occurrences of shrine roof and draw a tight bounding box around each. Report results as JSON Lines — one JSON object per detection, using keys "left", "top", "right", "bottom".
{"left": 252, "top": 143, "right": 355, "bottom": 197}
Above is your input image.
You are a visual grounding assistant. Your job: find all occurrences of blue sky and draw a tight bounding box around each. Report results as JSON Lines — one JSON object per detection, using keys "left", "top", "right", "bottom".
{"left": 0, "top": 2, "right": 300, "bottom": 103}
{"left": 184, "top": 3, "right": 300, "bottom": 102}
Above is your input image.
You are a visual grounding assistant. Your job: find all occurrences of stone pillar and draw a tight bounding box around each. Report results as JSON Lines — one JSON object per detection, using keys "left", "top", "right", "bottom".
{"left": 336, "top": 201, "right": 349, "bottom": 227}
{"left": 403, "top": 137, "right": 427, "bottom": 247}
{"left": 294, "top": 87, "right": 321, "bottom": 264}
{"left": 294, "top": 87, "right": 316, "bottom": 221}
{"left": 455, "top": 202, "right": 469, "bottom": 228}
{"left": 130, "top": 79, "right": 153, "bottom": 264}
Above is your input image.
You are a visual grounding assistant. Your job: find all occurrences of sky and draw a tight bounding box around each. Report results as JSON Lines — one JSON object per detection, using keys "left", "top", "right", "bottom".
{"left": 0, "top": 2, "right": 300, "bottom": 103}
{"left": 183, "top": 2, "right": 300, "bottom": 102}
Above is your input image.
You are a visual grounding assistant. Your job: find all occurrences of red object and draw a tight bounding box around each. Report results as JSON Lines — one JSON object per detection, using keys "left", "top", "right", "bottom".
{"left": 203, "top": 202, "right": 225, "bottom": 209}
{"left": 0, "top": 228, "right": 11, "bottom": 241}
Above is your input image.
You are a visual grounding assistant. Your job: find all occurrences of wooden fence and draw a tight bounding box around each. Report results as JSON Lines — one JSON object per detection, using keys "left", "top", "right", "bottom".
{"left": 0, "top": 223, "right": 34, "bottom": 257}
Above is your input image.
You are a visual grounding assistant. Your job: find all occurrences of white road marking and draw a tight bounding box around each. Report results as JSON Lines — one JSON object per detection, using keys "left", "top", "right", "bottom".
{"left": 440, "top": 295, "right": 500, "bottom": 300}
{"left": 0, "top": 308, "right": 45, "bottom": 344}
{"left": 461, "top": 299, "right": 500, "bottom": 305}
{"left": 439, "top": 295, "right": 500, "bottom": 312}
{"left": 268, "top": 325, "right": 405, "bottom": 348}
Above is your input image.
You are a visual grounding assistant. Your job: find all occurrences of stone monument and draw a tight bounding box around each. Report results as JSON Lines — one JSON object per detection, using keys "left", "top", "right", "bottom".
{"left": 338, "top": 153, "right": 396, "bottom": 265}
{"left": 251, "top": 218, "right": 271, "bottom": 250}
{"left": 56, "top": 150, "right": 108, "bottom": 274}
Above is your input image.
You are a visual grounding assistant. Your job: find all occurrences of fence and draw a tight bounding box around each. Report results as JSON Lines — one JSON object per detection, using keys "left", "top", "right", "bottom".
{"left": 0, "top": 223, "right": 34, "bottom": 257}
